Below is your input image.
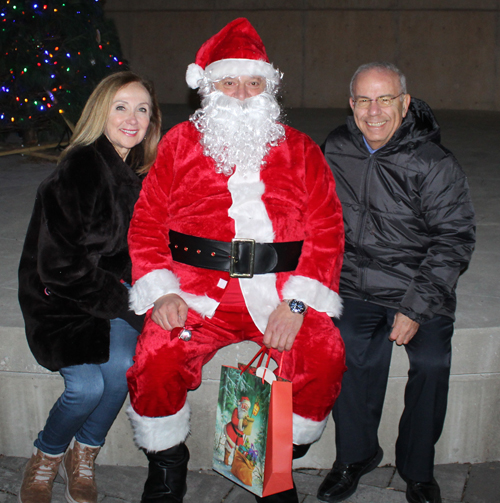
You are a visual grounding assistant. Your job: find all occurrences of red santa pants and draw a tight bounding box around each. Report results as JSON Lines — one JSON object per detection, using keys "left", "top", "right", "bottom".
{"left": 126, "top": 300, "right": 345, "bottom": 448}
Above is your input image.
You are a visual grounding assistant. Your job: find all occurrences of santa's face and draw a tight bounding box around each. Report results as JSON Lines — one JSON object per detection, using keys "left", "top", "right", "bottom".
{"left": 237, "top": 400, "right": 250, "bottom": 419}
{"left": 214, "top": 75, "right": 266, "bottom": 101}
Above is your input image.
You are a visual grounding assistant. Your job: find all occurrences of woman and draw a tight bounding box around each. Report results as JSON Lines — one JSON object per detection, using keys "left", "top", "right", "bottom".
{"left": 17, "top": 71, "right": 161, "bottom": 503}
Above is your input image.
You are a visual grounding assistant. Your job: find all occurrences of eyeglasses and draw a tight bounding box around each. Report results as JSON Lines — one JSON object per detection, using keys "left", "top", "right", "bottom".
{"left": 352, "top": 92, "right": 405, "bottom": 108}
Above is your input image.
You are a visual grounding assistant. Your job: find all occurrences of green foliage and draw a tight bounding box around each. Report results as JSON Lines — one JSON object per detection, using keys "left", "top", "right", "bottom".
{"left": 0, "top": 0, "right": 127, "bottom": 136}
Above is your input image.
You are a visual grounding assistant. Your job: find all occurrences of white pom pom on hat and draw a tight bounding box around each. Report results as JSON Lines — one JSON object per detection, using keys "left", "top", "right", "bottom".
{"left": 186, "top": 63, "right": 205, "bottom": 90}
{"left": 185, "top": 17, "right": 281, "bottom": 90}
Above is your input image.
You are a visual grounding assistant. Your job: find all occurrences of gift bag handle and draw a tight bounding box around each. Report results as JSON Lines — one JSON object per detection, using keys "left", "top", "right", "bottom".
{"left": 240, "top": 346, "right": 285, "bottom": 379}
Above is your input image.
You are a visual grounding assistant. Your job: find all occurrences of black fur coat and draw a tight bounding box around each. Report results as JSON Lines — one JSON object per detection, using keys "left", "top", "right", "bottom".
{"left": 18, "top": 136, "right": 142, "bottom": 371}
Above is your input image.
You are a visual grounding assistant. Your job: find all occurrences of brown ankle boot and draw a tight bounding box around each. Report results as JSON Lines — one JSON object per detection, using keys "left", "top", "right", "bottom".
{"left": 58, "top": 439, "right": 100, "bottom": 503}
{"left": 18, "top": 448, "right": 63, "bottom": 503}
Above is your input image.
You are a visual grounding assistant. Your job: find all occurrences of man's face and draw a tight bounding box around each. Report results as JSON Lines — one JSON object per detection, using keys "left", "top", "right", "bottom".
{"left": 349, "top": 68, "right": 411, "bottom": 150}
{"left": 214, "top": 75, "right": 266, "bottom": 101}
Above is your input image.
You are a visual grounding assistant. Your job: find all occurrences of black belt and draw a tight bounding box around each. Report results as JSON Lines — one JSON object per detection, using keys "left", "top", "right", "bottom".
{"left": 169, "top": 230, "right": 303, "bottom": 278}
{"left": 230, "top": 422, "right": 243, "bottom": 438}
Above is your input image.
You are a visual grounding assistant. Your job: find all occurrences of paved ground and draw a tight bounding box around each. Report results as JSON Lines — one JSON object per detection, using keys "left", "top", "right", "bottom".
{"left": 1, "top": 453, "right": 499, "bottom": 502}
{"left": 1, "top": 105, "right": 499, "bottom": 502}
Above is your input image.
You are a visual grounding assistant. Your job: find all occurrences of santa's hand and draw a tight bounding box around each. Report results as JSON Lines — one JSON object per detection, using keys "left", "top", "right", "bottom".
{"left": 263, "top": 301, "right": 304, "bottom": 352}
{"left": 151, "top": 294, "right": 188, "bottom": 331}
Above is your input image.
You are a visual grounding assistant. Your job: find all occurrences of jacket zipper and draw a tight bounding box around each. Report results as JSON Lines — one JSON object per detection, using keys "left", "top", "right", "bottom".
{"left": 354, "top": 154, "right": 376, "bottom": 293}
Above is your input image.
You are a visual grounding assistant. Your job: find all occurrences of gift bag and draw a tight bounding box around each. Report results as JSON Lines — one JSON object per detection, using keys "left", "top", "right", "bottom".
{"left": 213, "top": 347, "right": 293, "bottom": 497}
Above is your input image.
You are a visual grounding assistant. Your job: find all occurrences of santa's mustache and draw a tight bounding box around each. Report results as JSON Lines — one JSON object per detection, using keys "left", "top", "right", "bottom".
{"left": 201, "top": 91, "right": 281, "bottom": 121}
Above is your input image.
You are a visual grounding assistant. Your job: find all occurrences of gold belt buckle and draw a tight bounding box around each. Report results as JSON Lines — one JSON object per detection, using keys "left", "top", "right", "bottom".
{"left": 230, "top": 238, "right": 255, "bottom": 278}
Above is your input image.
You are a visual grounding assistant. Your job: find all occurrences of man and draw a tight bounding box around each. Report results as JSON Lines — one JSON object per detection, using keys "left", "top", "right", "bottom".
{"left": 126, "top": 18, "right": 346, "bottom": 503}
{"left": 224, "top": 396, "right": 252, "bottom": 465}
{"left": 317, "top": 62, "right": 475, "bottom": 503}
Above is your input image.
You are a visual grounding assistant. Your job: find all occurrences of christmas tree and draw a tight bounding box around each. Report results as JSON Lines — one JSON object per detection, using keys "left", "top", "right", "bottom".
{"left": 0, "top": 0, "right": 127, "bottom": 141}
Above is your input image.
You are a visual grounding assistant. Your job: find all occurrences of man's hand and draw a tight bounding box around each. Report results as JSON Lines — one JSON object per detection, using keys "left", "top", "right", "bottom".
{"left": 263, "top": 301, "right": 305, "bottom": 352}
{"left": 151, "top": 293, "right": 188, "bottom": 331}
{"left": 389, "top": 312, "right": 420, "bottom": 346}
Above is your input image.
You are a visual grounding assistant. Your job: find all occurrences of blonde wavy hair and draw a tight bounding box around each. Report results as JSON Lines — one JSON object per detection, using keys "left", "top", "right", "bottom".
{"left": 60, "top": 71, "right": 161, "bottom": 174}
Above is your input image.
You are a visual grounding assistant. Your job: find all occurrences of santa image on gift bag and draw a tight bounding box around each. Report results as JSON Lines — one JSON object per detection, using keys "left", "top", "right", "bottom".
{"left": 214, "top": 363, "right": 271, "bottom": 493}
{"left": 224, "top": 396, "right": 252, "bottom": 465}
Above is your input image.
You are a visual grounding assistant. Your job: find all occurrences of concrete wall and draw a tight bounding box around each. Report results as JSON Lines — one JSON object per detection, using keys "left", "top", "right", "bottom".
{"left": 103, "top": 0, "right": 500, "bottom": 111}
{"left": 2, "top": 327, "right": 499, "bottom": 470}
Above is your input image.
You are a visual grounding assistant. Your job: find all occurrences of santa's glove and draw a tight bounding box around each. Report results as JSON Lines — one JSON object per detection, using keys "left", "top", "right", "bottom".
{"left": 117, "top": 309, "right": 146, "bottom": 333}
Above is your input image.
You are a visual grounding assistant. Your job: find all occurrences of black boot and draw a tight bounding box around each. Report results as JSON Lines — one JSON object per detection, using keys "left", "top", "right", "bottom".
{"left": 141, "top": 443, "right": 190, "bottom": 503}
{"left": 292, "top": 443, "right": 311, "bottom": 460}
{"left": 254, "top": 444, "right": 311, "bottom": 503}
{"left": 254, "top": 483, "right": 299, "bottom": 503}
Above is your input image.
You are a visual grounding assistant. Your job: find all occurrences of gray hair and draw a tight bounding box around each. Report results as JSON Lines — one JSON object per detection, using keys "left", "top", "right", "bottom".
{"left": 350, "top": 62, "right": 407, "bottom": 97}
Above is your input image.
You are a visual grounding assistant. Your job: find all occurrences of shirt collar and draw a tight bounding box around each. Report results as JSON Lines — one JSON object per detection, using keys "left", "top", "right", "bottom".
{"left": 363, "top": 136, "right": 379, "bottom": 154}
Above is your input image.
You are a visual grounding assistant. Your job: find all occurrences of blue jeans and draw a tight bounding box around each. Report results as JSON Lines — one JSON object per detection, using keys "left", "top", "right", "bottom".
{"left": 34, "top": 317, "right": 138, "bottom": 455}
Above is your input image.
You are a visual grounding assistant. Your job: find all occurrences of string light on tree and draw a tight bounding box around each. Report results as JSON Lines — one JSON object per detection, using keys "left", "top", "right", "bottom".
{"left": 0, "top": 0, "right": 128, "bottom": 138}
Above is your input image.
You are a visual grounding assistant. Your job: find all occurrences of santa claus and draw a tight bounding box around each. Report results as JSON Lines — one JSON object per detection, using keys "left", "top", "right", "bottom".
{"left": 224, "top": 396, "right": 252, "bottom": 465}
{"left": 126, "top": 18, "right": 346, "bottom": 503}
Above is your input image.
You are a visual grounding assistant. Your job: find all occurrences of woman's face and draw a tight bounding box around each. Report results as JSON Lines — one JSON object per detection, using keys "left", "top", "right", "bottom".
{"left": 105, "top": 82, "right": 152, "bottom": 160}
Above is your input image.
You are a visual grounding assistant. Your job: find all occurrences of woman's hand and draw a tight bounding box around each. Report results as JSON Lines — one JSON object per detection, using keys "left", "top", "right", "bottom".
{"left": 151, "top": 294, "right": 188, "bottom": 331}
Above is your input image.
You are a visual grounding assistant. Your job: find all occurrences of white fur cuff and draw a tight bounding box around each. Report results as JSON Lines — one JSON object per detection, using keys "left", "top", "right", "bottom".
{"left": 293, "top": 413, "right": 328, "bottom": 445}
{"left": 127, "top": 402, "right": 191, "bottom": 452}
{"left": 282, "top": 275, "right": 343, "bottom": 318}
{"left": 129, "top": 269, "right": 181, "bottom": 314}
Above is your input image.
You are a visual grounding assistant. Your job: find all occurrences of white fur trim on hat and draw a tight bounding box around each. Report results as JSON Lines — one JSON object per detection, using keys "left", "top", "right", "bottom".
{"left": 293, "top": 413, "right": 328, "bottom": 445}
{"left": 186, "top": 58, "right": 281, "bottom": 90}
{"left": 282, "top": 275, "right": 343, "bottom": 319}
{"left": 205, "top": 58, "right": 280, "bottom": 85}
{"left": 127, "top": 402, "right": 191, "bottom": 452}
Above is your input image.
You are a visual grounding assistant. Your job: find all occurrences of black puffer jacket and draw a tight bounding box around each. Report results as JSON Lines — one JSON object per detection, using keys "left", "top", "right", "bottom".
{"left": 18, "top": 136, "right": 142, "bottom": 371}
{"left": 323, "top": 98, "right": 476, "bottom": 323}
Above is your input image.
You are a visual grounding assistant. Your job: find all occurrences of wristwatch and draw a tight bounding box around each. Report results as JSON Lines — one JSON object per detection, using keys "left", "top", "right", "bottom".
{"left": 286, "top": 299, "right": 308, "bottom": 315}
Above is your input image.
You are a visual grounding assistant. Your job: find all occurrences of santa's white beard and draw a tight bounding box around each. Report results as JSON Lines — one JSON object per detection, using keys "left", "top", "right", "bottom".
{"left": 190, "top": 90, "right": 285, "bottom": 176}
{"left": 237, "top": 404, "right": 248, "bottom": 420}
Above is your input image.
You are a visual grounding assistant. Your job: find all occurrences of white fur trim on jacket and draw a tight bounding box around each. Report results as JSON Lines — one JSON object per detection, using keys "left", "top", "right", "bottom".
{"left": 127, "top": 402, "right": 191, "bottom": 452}
{"left": 227, "top": 166, "right": 280, "bottom": 333}
{"left": 282, "top": 275, "right": 343, "bottom": 319}
{"left": 129, "top": 269, "right": 180, "bottom": 314}
{"left": 129, "top": 269, "right": 219, "bottom": 318}
{"left": 293, "top": 412, "right": 328, "bottom": 445}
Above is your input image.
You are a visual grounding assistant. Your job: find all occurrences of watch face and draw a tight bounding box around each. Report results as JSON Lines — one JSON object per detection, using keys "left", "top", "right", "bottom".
{"left": 289, "top": 299, "right": 306, "bottom": 314}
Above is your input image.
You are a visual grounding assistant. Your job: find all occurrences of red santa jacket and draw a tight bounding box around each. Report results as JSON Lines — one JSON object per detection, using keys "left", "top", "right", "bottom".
{"left": 129, "top": 121, "right": 344, "bottom": 332}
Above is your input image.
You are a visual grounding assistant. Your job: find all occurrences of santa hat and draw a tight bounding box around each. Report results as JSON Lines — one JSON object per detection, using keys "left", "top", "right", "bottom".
{"left": 239, "top": 397, "right": 251, "bottom": 407}
{"left": 186, "top": 18, "right": 281, "bottom": 90}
